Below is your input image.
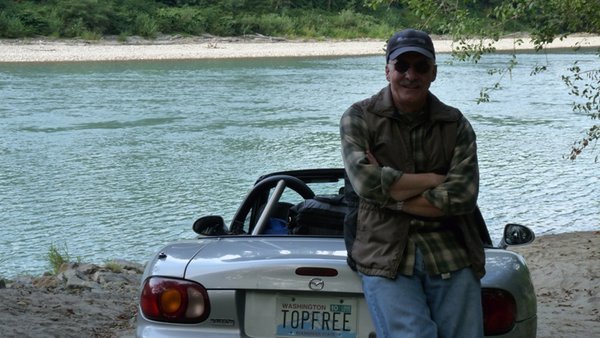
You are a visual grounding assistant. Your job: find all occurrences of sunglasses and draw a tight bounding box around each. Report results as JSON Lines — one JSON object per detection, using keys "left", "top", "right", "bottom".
{"left": 391, "top": 60, "right": 432, "bottom": 74}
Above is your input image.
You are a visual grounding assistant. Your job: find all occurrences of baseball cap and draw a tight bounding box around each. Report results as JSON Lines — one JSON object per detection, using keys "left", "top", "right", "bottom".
{"left": 386, "top": 29, "right": 435, "bottom": 62}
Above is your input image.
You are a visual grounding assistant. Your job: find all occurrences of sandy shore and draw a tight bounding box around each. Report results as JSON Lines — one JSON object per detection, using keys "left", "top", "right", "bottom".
{"left": 1, "top": 34, "right": 599, "bottom": 62}
{"left": 0, "top": 231, "right": 598, "bottom": 337}
{"left": 511, "top": 231, "right": 599, "bottom": 337}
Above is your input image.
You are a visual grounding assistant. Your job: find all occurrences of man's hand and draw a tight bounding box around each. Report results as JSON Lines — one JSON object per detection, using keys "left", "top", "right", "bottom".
{"left": 366, "top": 150, "right": 379, "bottom": 166}
{"left": 366, "top": 149, "right": 446, "bottom": 217}
{"left": 366, "top": 149, "right": 445, "bottom": 201}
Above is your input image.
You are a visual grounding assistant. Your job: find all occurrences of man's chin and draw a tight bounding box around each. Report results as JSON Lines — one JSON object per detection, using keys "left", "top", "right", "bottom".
{"left": 399, "top": 90, "right": 426, "bottom": 100}
{"left": 400, "top": 86, "right": 423, "bottom": 93}
{"left": 396, "top": 93, "right": 427, "bottom": 110}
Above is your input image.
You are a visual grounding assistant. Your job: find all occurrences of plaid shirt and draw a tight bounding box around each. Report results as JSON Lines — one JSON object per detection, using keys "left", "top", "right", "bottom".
{"left": 341, "top": 87, "right": 479, "bottom": 277}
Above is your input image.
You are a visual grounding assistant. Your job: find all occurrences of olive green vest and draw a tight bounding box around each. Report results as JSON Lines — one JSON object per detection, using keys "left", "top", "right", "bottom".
{"left": 349, "top": 86, "right": 489, "bottom": 279}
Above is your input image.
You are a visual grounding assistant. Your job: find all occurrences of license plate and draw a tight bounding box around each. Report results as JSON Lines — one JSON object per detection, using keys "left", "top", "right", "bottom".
{"left": 276, "top": 295, "right": 357, "bottom": 338}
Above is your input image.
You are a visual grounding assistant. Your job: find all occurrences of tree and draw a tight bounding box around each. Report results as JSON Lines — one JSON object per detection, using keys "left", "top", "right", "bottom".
{"left": 365, "top": 0, "right": 599, "bottom": 161}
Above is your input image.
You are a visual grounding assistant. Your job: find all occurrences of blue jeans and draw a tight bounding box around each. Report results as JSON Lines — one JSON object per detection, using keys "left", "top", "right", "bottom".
{"left": 360, "top": 250, "right": 483, "bottom": 338}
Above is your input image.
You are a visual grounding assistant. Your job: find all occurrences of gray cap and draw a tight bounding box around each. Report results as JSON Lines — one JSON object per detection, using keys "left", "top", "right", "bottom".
{"left": 386, "top": 29, "right": 435, "bottom": 62}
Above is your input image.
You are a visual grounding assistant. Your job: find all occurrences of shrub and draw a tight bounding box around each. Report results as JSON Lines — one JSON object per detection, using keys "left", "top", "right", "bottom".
{"left": 270, "top": 14, "right": 295, "bottom": 36}
{"left": 0, "top": 12, "right": 28, "bottom": 38}
{"left": 56, "top": 0, "right": 115, "bottom": 36}
{"left": 47, "top": 242, "right": 71, "bottom": 275}
{"left": 134, "top": 13, "right": 159, "bottom": 38}
{"left": 239, "top": 13, "right": 294, "bottom": 36}
{"left": 204, "top": 8, "right": 236, "bottom": 36}
{"left": 104, "top": 261, "right": 123, "bottom": 273}
{"left": 63, "top": 17, "right": 85, "bottom": 38}
{"left": 155, "top": 7, "right": 207, "bottom": 35}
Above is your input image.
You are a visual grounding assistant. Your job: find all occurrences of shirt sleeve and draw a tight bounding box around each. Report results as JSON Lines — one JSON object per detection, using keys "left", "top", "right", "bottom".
{"left": 340, "top": 104, "right": 403, "bottom": 205}
{"left": 422, "top": 115, "right": 479, "bottom": 216}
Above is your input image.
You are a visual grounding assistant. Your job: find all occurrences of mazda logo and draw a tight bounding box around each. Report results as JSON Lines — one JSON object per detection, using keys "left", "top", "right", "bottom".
{"left": 308, "top": 278, "right": 324, "bottom": 290}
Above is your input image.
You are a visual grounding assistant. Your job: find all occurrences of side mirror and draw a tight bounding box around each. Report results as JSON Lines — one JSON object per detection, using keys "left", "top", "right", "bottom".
{"left": 193, "top": 215, "right": 227, "bottom": 236}
{"left": 499, "top": 223, "right": 535, "bottom": 248}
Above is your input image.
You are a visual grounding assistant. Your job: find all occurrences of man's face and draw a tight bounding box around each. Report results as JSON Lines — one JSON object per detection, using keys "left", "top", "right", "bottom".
{"left": 386, "top": 52, "right": 437, "bottom": 113}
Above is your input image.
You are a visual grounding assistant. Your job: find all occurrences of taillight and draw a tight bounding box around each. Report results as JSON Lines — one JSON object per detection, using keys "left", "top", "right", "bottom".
{"left": 140, "top": 276, "right": 210, "bottom": 323}
{"left": 482, "top": 288, "right": 517, "bottom": 335}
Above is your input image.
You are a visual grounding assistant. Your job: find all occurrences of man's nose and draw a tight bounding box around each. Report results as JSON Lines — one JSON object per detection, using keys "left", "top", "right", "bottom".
{"left": 404, "top": 66, "right": 418, "bottom": 79}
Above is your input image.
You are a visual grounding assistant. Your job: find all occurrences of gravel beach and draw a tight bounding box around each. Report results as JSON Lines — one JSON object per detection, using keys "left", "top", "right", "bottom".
{"left": 1, "top": 34, "right": 599, "bottom": 62}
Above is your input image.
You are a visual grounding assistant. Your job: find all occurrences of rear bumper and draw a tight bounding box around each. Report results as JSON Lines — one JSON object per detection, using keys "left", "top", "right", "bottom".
{"left": 137, "top": 317, "right": 246, "bottom": 338}
{"left": 487, "top": 315, "right": 536, "bottom": 338}
{"left": 137, "top": 315, "right": 537, "bottom": 338}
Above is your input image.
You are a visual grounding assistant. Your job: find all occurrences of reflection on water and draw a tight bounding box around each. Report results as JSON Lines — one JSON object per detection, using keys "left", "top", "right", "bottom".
{"left": 1, "top": 53, "right": 598, "bottom": 277}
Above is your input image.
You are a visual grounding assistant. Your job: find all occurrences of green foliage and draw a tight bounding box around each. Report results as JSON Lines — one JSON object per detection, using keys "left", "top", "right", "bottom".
{"left": 563, "top": 62, "right": 600, "bottom": 161}
{"left": 104, "top": 261, "right": 124, "bottom": 273}
{"left": 56, "top": 0, "right": 116, "bottom": 37}
{"left": 155, "top": 7, "right": 207, "bottom": 35}
{"left": 0, "top": 11, "right": 28, "bottom": 38}
{"left": 331, "top": 10, "right": 370, "bottom": 35}
{"left": 524, "top": 0, "right": 600, "bottom": 45}
{"left": 0, "top": 0, "right": 426, "bottom": 39}
{"left": 237, "top": 13, "right": 294, "bottom": 36}
{"left": 134, "top": 13, "right": 159, "bottom": 38}
{"left": 3, "top": 0, "right": 599, "bottom": 40}
{"left": 47, "top": 242, "right": 71, "bottom": 275}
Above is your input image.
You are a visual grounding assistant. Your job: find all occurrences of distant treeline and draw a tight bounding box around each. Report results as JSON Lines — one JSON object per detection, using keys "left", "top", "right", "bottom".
{"left": 0, "top": 0, "right": 598, "bottom": 40}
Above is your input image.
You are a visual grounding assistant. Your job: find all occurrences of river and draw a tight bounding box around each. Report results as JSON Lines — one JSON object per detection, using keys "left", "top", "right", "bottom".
{"left": 1, "top": 52, "right": 598, "bottom": 277}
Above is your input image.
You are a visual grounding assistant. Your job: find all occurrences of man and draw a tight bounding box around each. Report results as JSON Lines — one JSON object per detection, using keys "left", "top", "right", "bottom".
{"left": 340, "top": 29, "right": 489, "bottom": 338}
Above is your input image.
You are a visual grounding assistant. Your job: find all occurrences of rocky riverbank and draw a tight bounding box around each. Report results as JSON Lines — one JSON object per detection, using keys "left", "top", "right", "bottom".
{"left": 0, "top": 260, "right": 142, "bottom": 338}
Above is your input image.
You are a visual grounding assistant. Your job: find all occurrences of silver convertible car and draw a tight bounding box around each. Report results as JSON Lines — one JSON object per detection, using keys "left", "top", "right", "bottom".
{"left": 136, "top": 168, "right": 537, "bottom": 338}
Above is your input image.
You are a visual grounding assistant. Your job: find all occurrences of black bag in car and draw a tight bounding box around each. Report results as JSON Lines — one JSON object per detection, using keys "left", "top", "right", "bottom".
{"left": 288, "top": 195, "right": 347, "bottom": 235}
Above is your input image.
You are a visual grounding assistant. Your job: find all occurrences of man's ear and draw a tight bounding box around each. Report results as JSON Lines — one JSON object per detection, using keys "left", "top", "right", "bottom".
{"left": 431, "top": 64, "right": 437, "bottom": 82}
{"left": 385, "top": 64, "right": 391, "bottom": 82}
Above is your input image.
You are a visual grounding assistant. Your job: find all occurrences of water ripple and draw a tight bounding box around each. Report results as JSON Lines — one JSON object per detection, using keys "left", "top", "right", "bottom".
{"left": 20, "top": 117, "right": 185, "bottom": 132}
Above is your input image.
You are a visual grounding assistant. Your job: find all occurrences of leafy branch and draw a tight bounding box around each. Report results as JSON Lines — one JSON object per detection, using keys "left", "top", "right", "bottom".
{"left": 562, "top": 62, "right": 600, "bottom": 161}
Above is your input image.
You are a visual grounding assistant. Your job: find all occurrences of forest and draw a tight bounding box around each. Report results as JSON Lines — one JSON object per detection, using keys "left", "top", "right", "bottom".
{"left": 1, "top": 0, "right": 598, "bottom": 41}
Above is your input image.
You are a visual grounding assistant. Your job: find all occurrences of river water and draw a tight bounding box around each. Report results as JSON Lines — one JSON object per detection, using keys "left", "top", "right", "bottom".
{"left": 1, "top": 53, "right": 598, "bottom": 277}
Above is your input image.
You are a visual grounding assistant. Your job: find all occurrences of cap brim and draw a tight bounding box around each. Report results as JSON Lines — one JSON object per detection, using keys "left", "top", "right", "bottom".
{"left": 388, "top": 47, "right": 435, "bottom": 61}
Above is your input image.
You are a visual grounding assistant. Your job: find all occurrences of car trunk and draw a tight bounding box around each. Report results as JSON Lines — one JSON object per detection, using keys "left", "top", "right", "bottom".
{"left": 184, "top": 236, "right": 375, "bottom": 338}
{"left": 184, "top": 236, "right": 362, "bottom": 292}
